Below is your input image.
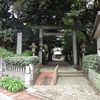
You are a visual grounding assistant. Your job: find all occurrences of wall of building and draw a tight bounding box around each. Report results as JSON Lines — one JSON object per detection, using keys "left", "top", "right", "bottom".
{"left": 97, "top": 37, "right": 100, "bottom": 56}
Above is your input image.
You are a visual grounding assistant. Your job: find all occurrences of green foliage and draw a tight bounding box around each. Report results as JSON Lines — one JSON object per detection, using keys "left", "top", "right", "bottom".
{"left": 76, "top": 31, "right": 87, "bottom": 43}
{"left": 0, "top": 77, "right": 24, "bottom": 92}
{"left": 0, "top": 28, "right": 17, "bottom": 41}
{"left": 4, "top": 56, "right": 39, "bottom": 67}
{"left": 18, "top": 50, "right": 32, "bottom": 56}
{"left": 0, "top": 21, "right": 18, "bottom": 47}
{"left": 62, "top": 0, "right": 99, "bottom": 42}
{"left": 12, "top": 0, "right": 99, "bottom": 27}
{"left": 82, "top": 54, "right": 98, "bottom": 73}
{"left": 0, "top": 28, "right": 18, "bottom": 47}
{"left": 0, "top": 0, "right": 10, "bottom": 18}
{"left": 12, "top": 0, "right": 73, "bottom": 25}
{"left": 0, "top": 47, "right": 13, "bottom": 57}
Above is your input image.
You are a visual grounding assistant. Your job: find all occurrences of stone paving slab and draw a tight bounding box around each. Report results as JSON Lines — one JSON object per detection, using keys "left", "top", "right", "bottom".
{"left": 30, "top": 76, "right": 100, "bottom": 100}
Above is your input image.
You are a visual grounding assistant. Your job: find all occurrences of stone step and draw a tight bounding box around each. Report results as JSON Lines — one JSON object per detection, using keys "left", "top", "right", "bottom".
{"left": 58, "top": 71, "right": 85, "bottom": 74}
{"left": 58, "top": 71, "right": 86, "bottom": 77}
{"left": 58, "top": 73, "right": 86, "bottom": 77}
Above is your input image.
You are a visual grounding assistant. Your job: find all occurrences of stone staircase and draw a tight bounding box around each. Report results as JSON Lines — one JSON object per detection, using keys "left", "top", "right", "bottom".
{"left": 58, "top": 71, "right": 86, "bottom": 77}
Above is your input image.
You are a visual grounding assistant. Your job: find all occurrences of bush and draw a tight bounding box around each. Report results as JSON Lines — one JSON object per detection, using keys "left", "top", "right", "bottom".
{"left": 18, "top": 50, "right": 32, "bottom": 56}
{"left": 4, "top": 56, "right": 39, "bottom": 67}
{"left": 82, "top": 54, "right": 98, "bottom": 73}
{"left": 0, "top": 47, "right": 13, "bottom": 57}
{"left": 0, "top": 77, "right": 24, "bottom": 92}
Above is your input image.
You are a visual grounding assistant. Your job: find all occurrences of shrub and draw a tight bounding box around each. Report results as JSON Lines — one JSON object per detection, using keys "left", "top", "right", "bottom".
{"left": 0, "top": 77, "right": 24, "bottom": 92}
{"left": 4, "top": 56, "right": 39, "bottom": 67}
{"left": 0, "top": 47, "right": 13, "bottom": 57}
{"left": 82, "top": 54, "right": 98, "bottom": 73}
{"left": 18, "top": 50, "right": 32, "bottom": 56}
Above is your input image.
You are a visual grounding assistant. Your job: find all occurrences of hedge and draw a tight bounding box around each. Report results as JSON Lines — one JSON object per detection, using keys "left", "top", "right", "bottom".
{"left": 82, "top": 54, "right": 98, "bottom": 73}
{"left": 4, "top": 56, "right": 39, "bottom": 67}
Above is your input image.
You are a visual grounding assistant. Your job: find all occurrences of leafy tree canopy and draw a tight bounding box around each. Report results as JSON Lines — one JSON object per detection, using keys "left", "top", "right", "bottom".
{"left": 0, "top": 0, "right": 11, "bottom": 19}
{"left": 13, "top": 0, "right": 100, "bottom": 27}
{"left": 13, "top": 0, "right": 74, "bottom": 25}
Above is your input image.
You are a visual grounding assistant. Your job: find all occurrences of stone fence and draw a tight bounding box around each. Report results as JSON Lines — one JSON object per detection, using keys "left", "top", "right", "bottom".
{"left": 5, "top": 64, "right": 40, "bottom": 85}
{"left": 88, "top": 69, "right": 100, "bottom": 93}
{"left": 0, "top": 57, "right": 40, "bottom": 85}
{"left": 0, "top": 57, "right": 6, "bottom": 72}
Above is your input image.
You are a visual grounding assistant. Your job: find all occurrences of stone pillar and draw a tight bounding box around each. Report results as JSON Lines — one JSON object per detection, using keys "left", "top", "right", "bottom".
{"left": 16, "top": 32, "right": 22, "bottom": 55}
{"left": 25, "top": 65, "right": 33, "bottom": 85}
{"left": 72, "top": 30, "right": 77, "bottom": 65}
{"left": 39, "top": 29, "right": 43, "bottom": 64}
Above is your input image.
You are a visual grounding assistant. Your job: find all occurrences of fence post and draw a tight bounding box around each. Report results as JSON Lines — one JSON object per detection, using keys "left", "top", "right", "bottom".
{"left": 25, "top": 65, "right": 34, "bottom": 85}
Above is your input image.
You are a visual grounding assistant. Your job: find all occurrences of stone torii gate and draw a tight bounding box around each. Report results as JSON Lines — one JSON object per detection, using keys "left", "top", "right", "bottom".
{"left": 16, "top": 26, "right": 77, "bottom": 65}
{"left": 31, "top": 26, "right": 78, "bottom": 65}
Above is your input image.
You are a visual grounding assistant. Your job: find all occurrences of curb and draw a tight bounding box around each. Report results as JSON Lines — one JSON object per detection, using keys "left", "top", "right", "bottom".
{"left": 0, "top": 93, "right": 14, "bottom": 100}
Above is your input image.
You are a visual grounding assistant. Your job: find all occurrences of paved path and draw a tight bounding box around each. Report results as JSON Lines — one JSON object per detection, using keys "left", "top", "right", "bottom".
{"left": 40, "top": 59, "right": 76, "bottom": 72}
{"left": 31, "top": 76, "right": 99, "bottom": 100}
{"left": 31, "top": 59, "right": 100, "bottom": 100}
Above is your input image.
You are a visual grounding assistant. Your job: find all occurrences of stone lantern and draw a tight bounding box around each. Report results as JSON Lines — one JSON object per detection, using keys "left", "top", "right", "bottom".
{"left": 29, "top": 43, "right": 37, "bottom": 56}
{"left": 80, "top": 43, "right": 87, "bottom": 57}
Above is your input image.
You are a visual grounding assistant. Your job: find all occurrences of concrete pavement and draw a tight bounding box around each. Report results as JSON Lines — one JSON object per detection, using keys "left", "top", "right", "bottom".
{"left": 30, "top": 59, "right": 100, "bottom": 100}
{"left": 30, "top": 76, "right": 99, "bottom": 100}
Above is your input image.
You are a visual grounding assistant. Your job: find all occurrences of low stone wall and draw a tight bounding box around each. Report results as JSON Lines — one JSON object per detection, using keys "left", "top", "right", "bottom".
{"left": 5, "top": 63, "right": 41, "bottom": 85}
{"left": 88, "top": 69, "right": 100, "bottom": 92}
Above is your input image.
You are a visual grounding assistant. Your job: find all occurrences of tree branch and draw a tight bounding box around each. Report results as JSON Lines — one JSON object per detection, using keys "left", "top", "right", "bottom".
{"left": 81, "top": 30, "right": 91, "bottom": 42}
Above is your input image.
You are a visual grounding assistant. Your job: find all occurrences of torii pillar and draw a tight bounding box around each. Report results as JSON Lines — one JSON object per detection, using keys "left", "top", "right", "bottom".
{"left": 39, "top": 29, "right": 43, "bottom": 64}
{"left": 72, "top": 30, "right": 77, "bottom": 65}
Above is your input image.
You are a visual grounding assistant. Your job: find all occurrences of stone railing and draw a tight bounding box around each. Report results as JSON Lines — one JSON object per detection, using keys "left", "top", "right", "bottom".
{"left": 88, "top": 69, "right": 100, "bottom": 93}
{"left": 0, "top": 57, "right": 6, "bottom": 72}
{"left": 4, "top": 63, "right": 41, "bottom": 85}
{"left": 53, "top": 65, "right": 59, "bottom": 85}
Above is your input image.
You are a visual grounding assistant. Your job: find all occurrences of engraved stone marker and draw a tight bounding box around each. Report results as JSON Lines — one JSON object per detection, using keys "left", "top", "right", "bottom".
{"left": 16, "top": 32, "right": 22, "bottom": 55}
